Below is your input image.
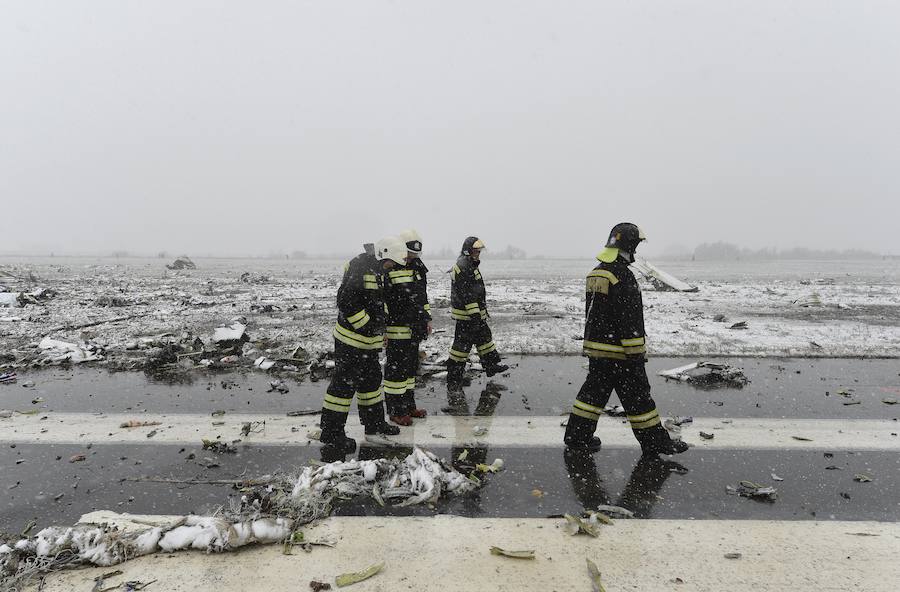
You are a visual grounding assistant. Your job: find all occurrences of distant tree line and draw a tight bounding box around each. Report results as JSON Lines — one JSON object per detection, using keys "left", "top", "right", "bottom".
{"left": 692, "top": 242, "right": 883, "bottom": 260}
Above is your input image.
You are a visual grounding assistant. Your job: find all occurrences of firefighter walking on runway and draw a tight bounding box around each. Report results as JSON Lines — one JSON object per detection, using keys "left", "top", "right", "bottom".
{"left": 383, "top": 229, "right": 431, "bottom": 425}
{"left": 446, "top": 236, "right": 509, "bottom": 395}
{"left": 564, "top": 223, "right": 689, "bottom": 456}
{"left": 319, "top": 236, "right": 406, "bottom": 452}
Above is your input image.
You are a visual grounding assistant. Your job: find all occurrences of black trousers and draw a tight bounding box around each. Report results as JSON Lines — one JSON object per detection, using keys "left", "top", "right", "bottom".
{"left": 564, "top": 358, "right": 669, "bottom": 448}
{"left": 446, "top": 320, "right": 501, "bottom": 387}
{"left": 384, "top": 337, "right": 420, "bottom": 416}
{"left": 320, "top": 340, "right": 387, "bottom": 436}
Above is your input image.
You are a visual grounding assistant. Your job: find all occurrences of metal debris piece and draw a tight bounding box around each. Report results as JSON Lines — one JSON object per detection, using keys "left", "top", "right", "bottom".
{"left": 842, "top": 400, "right": 861, "bottom": 406}
{"left": 699, "top": 432, "right": 715, "bottom": 440}
{"left": 659, "top": 362, "right": 749, "bottom": 389}
{"left": 489, "top": 546, "right": 535, "bottom": 559}
{"left": 629, "top": 257, "right": 698, "bottom": 292}
{"left": 310, "top": 581, "right": 332, "bottom": 592}
{"left": 586, "top": 558, "right": 606, "bottom": 592}
{"left": 241, "top": 421, "right": 265, "bottom": 437}
{"left": 335, "top": 562, "right": 384, "bottom": 587}
{"left": 728, "top": 321, "right": 748, "bottom": 330}
{"left": 853, "top": 474, "right": 872, "bottom": 483}
{"left": 791, "top": 436, "right": 813, "bottom": 442}
{"left": 771, "top": 473, "right": 784, "bottom": 482}
{"left": 724, "top": 553, "right": 742, "bottom": 559}
{"left": 69, "top": 454, "right": 87, "bottom": 463}
{"left": 287, "top": 410, "right": 321, "bottom": 417}
{"left": 882, "top": 398, "right": 898, "bottom": 405}
{"left": 726, "top": 480, "right": 777, "bottom": 501}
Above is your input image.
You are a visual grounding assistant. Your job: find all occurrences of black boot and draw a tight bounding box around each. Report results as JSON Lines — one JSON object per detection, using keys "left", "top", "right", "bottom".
{"left": 563, "top": 413, "right": 601, "bottom": 451}
{"left": 447, "top": 360, "right": 466, "bottom": 390}
{"left": 484, "top": 363, "right": 509, "bottom": 377}
{"left": 319, "top": 409, "right": 356, "bottom": 451}
{"left": 637, "top": 426, "right": 690, "bottom": 456}
{"left": 364, "top": 421, "right": 401, "bottom": 436}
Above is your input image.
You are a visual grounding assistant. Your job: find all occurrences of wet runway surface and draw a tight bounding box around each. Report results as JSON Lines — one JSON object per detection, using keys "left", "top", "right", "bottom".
{"left": 3, "top": 356, "right": 899, "bottom": 418}
{"left": 1, "top": 356, "right": 899, "bottom": 535}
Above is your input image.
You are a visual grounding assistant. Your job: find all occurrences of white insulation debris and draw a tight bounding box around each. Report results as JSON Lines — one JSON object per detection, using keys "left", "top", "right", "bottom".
{"left": 0, "top": 447, "right": 477, "bottom": 589}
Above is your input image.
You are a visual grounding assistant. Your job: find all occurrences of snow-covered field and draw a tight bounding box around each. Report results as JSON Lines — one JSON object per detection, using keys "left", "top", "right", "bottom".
{"left": 1, "top": 256, "right": 899, "bottom": 369}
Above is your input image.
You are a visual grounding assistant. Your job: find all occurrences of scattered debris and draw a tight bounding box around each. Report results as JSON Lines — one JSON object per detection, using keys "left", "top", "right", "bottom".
{"left": 726, "top": 481, "right": 777, "bottom": 501}
{"left": 724, "top": 553, "right": 742, "bottom": 560}
{"left": 202, "top": 439, "right": 238, "bottom": 454}
{"left": 254, "top": 356, "right": 276, "bottom": 371}
{"left": 166, "top": 256, "right": 196, "bottom": 270}
{"left": 659, "top": 362, "right": 749, "bottom": 388}
{"left": 728, "top": 321, "right": 748, "bottom": 330}
{"left": 335, "top": 562, "right": 384, "bottom": 588}
{"left": 489, "top": 547, "right": 535, "bottom": 560}
{"left": 310, "top": 581, "right": 332, "bottom": 591}
{"left": 586, "top": 558, "right": 606, "bottom": 592}
{"left": 241, "top": 421, "right": 265, "bottom": 437}
{"left": 883, "top": 398, "right": 898, "bottom": 405}
{"left": 853, "top": 474, "right": 872, "bottom": 483}
{"left": 791, "top": 436, "right": 813, "bottom": 442}
{"left": 69, "top": 454, "right": 87, "bottom": 463}
{"left": 771, "top": 473, "right": 784, "bottom": 482}
{"left": 36, "top": 337, "right": 104, "bottom": 366}
{"left": 699, "top": 431, "right": 715, "bottom": 440}
{"left": 212, "top": 322, "right": 249, "bottom": 346}
{"left": 594, "top": 505, "right": 634, "bottom": 519}
{"left": 562, "top": 514, "right": 601, "bottom": 537}
{"left": 267, "top": 379, "right": 290, "bottom": 394}
{"left": 0, "top": 372, "right": 17, "bottom": 384}
{"left": 119, "top": 420, "right": 162, "bottom": 429}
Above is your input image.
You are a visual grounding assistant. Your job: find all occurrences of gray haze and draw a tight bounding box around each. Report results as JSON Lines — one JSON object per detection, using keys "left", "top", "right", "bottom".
{"left": 2, "top": 1, "right": 899, "bottom": 258}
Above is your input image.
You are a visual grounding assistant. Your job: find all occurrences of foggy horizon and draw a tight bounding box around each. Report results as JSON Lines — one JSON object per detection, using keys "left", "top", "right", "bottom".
{"left": 3, "top": 1, "right": 899, "bottom": 258}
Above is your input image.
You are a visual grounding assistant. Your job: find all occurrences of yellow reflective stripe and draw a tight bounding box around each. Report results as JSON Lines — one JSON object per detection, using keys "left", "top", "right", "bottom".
{"left": 572, "top": 407, "right": 600, "bottom": 421}
{"left": 623, "top": 346, "right": 646, "bottom": 355}
{"left": 363, "top": 274, "right": 377, "bottom": 282}
{"left": 334, "top": 325, "right": 383, "bottom": 350}
{"left": 388, "top": 269, "right": 414, "bottom": 277}
{"left": 364, "top": 282, "right": 379, "bottom": 289}
{"left": 630, "top": 416, "right": 662, "bottom": 430}
{"left": 357, "top": 388, "right": 384, "bottom": 405}
{"left": 583, "top": 348, "right": 627, "bottom": 360}
{"left": 347, "top": 309, "right": 367, "bottom": 324}
{"left": 449, "top": 348, "right": 469, "bottom": 362}
{"left": 323, "top": 402, "right": 350, "bottom": 413}
{"left": 406, "top": 377, "right": 416, "bottom": 388}
{"left": 452, "top": 265, "right": 461, "bottom": 274}
{"left": 390, "top": 275, "right": 414, "bottom": 284}
{"left": 621, "top": 337, "right": 645, "bottom": 347}
{"left": 627, "top": 409, "right": 659, "bottom": 423}
{"left": 384, "top": 385, "right": 407, "bottom": 395}
{"left": 423, "top": 303, "right": 431, "bottom": 311}
{"left": 324, "top": 394, "right": 352, "bottom": 408}
{"left": 583, "top": 340, "right": 625, "bottom": 353}
{"left": 477, "top": 341, "right": 496, "bottom": 354}
{"left": 386, "top": 326, "right": 412, "bottom": 339}
{"left": 574, "top": 400, "right": 604, "bottom": 415}
{"left": 587, "top": 270, "right": 619, "bottom": 284}
{"left": 586, "top": 277, "right": 610, "bottom": 294}
{"left": 465, "top": 302, "right": 480, "bottom": 311}
{"left": 350, "top": 312, "right": 371, "bottom": 330}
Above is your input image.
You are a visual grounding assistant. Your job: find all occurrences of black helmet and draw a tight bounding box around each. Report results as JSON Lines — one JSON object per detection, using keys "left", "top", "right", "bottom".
{"left": 461, "top": 236, "right": 486, "bottom": 256}
{"left": 605, "top": 223, "right": 646, "bottom": 253}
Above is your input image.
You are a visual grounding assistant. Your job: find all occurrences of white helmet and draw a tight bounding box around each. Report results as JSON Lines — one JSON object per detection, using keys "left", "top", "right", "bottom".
{"left": 374, "top": 236, "right": 407, "bottom": 265}
{"left": 398, "top": 228, "right": 423, "bottom": 254}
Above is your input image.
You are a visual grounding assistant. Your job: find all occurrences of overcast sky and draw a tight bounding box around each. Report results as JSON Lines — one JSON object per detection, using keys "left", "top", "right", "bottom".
{"left": 2, "top": 1, "right": 898, "bottom": 257}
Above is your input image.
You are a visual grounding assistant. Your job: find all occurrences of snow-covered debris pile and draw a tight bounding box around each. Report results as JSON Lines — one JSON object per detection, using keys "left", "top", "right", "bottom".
{"left": 659, "top": 361, "right": 749, "bottom": 388}
{"left": 166, "top": 256, "right": 196, "bottom": 270}
{"left": 0, "top": 447, "right": 478, "bottom": 589}
{"left": 0, "top": 288, "right": 56, "bottom": 308}
{"left": 34, "top": 337, "right": 104, "bottom": 366}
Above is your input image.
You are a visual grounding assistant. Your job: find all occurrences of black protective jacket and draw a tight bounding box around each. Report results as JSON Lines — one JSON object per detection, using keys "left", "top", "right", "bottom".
{"left": 333, "top": 253, "right": 385, "bottom": 350}
{"left": 582, "top": 253, "right": 647, "bottom": 360}
{"left": 384, "top": 258, "right": 431, "bottom": 340}
{"left": 450, "top": 255, "right": 487, "bottom": 322}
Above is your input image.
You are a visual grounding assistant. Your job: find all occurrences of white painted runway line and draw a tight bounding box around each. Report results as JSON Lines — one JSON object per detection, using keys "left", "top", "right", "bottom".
{"left": 2, "top": 413, "right": 898, "bottom": 450}
{"left": 31, "top": 515, "right": 900, "bottom": 592}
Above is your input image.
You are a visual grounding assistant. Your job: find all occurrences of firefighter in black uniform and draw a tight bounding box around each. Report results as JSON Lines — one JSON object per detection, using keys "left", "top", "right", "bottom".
{"left": 563, "top": 223, "right": 689, "bottom": 456}
{"left": 383, "top": 229, "right": 431, "bottom": 425}
{"left": 319, "top": 236, "right": 405, "bottom": 452}
{"left": 446, "top": 236, "right": 509, "bottom": 394}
